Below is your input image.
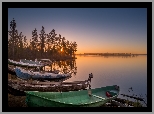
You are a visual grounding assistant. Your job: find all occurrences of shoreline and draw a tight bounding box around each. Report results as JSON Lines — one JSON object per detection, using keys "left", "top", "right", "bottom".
{"left": 8, "top": 93, "right": 144, "bottom": 107}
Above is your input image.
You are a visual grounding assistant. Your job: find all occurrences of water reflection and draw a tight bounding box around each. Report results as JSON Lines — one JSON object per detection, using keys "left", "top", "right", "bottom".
{"left": 27, "top": 55, "right": 148, "bottom": 106}
{"left": 44, "top": 55, "right": 147, "bottom": 104}
{"left": 44, "top": 59, "right": 77, "bottom": 75}
{"left": 67, "top": 55, "right": 147, "bottom": 104}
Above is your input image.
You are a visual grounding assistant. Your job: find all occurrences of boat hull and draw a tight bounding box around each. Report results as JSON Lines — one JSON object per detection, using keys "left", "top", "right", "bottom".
{"left": 25, "top": 85, "right": 120, "bottom": 107}
{"left": 8, "top": 66, "right": 71, "bottom": 81}
{"left": 26, "top": 98, "right": 108, "bottom": 107}
{"left": 14, "top": 68, "right": 32, "bottom": 79}
{"left": 14, "top": 67, "right": 71, "bottom": 81}
{"left": 8, "top": 79, "right": 88, "bottom": 96}
{"left": 8, "top": 59, "right": 44, "bottom": 68}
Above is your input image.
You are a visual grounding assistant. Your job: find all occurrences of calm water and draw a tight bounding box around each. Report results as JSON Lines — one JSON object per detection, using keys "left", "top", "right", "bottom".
{"left": 46, "top": 55, "right": 147, "bottom": 104}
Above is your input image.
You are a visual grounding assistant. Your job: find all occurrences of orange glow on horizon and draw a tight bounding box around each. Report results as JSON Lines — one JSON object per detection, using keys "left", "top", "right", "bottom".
{"left": 76, "top": 49, "right": 147, "bottom": 54}
{"left": 14, "top": 38, "right": 147, "bottom": 54}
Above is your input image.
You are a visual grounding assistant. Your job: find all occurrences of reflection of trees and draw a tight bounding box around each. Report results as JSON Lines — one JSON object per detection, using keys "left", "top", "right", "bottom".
{"left": 51, "top": 60, "right": 77, "bottom": 75}
{"left": 103, "top": 56, "right": 132, "bottom": 58}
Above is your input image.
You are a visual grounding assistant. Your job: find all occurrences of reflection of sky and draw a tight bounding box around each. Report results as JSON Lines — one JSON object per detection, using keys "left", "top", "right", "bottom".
{"left": 65, "top": 55, "right": 147, "bottom": 102}
{"left": 44, "top": 55, "right": 147, "bottom": 103}
{"left": 8, "top": 8, "right": 147, "bottom": 54}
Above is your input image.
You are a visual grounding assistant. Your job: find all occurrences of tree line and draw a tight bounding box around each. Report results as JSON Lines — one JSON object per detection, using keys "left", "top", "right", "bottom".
{"left": 8, "top": 18, "right": 77, "bottom": 61}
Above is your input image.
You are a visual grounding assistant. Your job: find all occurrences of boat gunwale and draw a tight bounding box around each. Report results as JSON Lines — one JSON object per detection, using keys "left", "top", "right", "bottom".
{"left": 25, "top": 85, "right": 119, "bottom": 106}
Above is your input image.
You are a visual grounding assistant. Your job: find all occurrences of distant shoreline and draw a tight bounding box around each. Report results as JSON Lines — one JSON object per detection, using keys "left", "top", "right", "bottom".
{"left": 75, "top": 53, "right": 147, "bottom": 56}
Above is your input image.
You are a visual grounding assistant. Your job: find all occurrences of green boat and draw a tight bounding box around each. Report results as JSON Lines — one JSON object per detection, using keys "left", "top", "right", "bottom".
{"left": 25, "top": 85, "right": 120, "bottom": 107}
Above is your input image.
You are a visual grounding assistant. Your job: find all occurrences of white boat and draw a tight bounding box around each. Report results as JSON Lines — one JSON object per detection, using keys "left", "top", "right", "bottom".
{"left": 8, "top": 59, "right": 44, "bottom": 68}
{"left": 14, "top": 67, "right": 71, "bottom": 81}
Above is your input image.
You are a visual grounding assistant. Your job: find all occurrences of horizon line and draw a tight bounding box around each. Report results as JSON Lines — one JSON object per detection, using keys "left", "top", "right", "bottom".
{"left": 75, "top": 53, "right": 147, "bottom": 55}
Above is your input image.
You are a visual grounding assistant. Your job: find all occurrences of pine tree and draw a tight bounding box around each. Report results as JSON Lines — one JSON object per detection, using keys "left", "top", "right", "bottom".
{"left": 17, "top": 32, "right": 25, "bottom": 59}
{"left": 8, "top": 18, "right": 18, "bottom": 60}
{"left": 50, "top": 29, "right": 57, "bottom": 58}
{"left": 23, "top": 36, "right": 28, "bottom": 59}
{"left": 31, "top": 28, "right": 39, "bottom": 58}
{"left": 39, "top": 26, "right": 46, "bottom": 58}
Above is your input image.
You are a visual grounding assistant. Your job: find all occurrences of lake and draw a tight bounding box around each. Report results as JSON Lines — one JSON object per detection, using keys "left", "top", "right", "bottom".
{"left": 46, "top": 55, "right": 147, "bottom": 105}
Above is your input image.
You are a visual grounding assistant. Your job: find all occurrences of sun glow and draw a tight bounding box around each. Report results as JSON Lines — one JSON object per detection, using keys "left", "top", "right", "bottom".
{"left": 61, "top": 48, "right": 63, "bottom": 52}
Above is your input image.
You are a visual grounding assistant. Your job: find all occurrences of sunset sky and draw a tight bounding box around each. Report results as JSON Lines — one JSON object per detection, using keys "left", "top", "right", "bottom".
{"left": 8, "top": 8, "right": 147, "bottom": 54}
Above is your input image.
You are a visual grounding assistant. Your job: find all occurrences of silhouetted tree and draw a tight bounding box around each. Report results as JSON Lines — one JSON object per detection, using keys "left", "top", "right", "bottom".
{"left": 39, "top": 26, "right": 46, "bottom": 58}
{"left": 31, "top": 28, "right": 39, "bottom": 58}
{"left": 23, "top": 36, "right": 28, "bottom": 58}
{"left": 72, "top": 41, "right": 77, "bottom": 57}
{"left": 8, "top": 19, "right": 77, "bottom": 60}
{"left": 17, "top": 32, "right": 25, "bottom": 59}
{"left": 8, "top": 18, "right": 18, "bottom": 60}
{"left": 48, "top": 29, "right": 57, "bottom": 57}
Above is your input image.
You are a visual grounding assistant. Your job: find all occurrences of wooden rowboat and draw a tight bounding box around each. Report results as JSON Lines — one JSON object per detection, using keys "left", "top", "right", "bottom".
{"left": 8, "top": 79, "right": 89, "bottom": 96}
{"left": 25, "top": 85, "right": 120, "bottom": 107}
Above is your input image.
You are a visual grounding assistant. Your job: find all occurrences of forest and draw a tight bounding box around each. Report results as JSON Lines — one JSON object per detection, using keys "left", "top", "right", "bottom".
{"left": 8, "top": 18, "right": 77, "bottom": 61}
